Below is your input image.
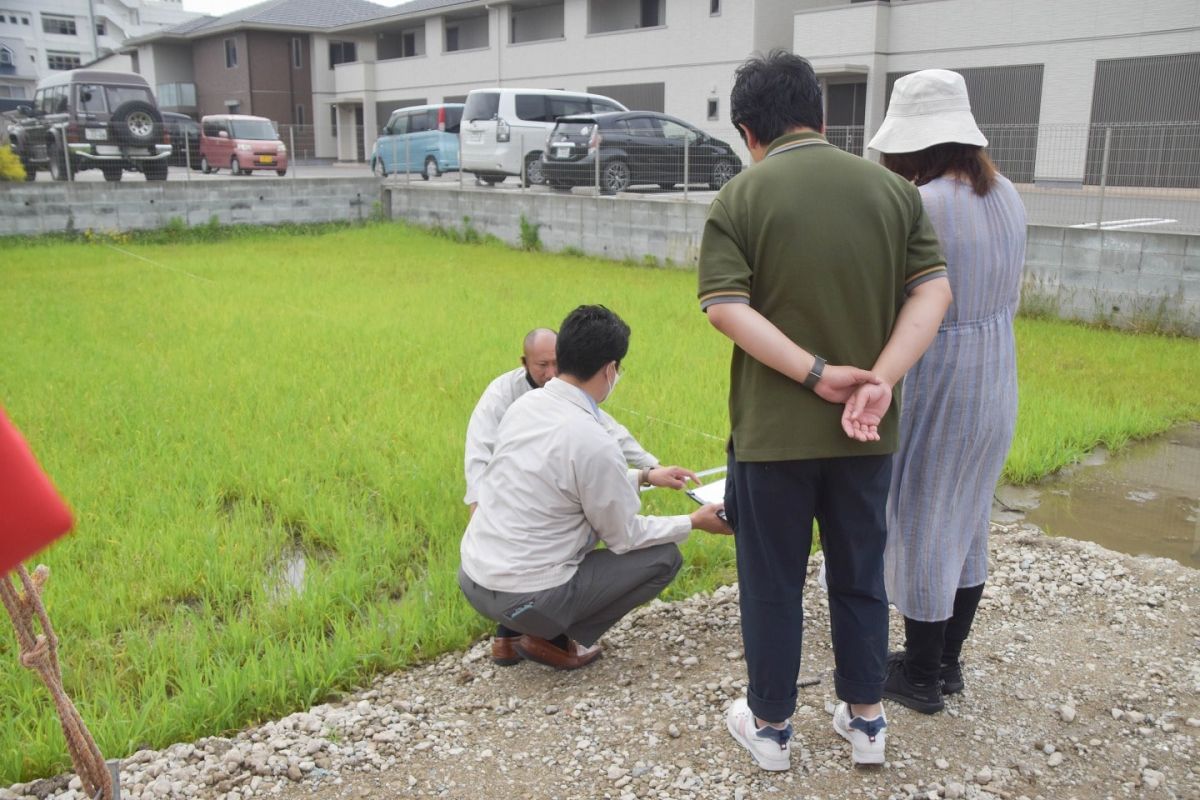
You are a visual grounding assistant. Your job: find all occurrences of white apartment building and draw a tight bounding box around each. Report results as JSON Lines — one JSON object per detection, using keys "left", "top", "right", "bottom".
{"left": 796, "top": 0, "right": 1200, "bottom": 186}
{"left": 319, "top": 0, "right": 829, "bottom": 162}
{"left": 0, "top": 0, "right": 199, "bottom": 100}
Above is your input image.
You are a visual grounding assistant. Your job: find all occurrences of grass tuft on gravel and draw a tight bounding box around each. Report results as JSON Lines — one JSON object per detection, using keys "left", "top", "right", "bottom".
{"left": 0, "top": 222, "right": 1197, "bottom": 783}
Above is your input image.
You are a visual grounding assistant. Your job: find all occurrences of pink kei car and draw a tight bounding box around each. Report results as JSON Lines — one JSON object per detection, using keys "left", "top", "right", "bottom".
{"left": 198, "top": 114, "right": 288, "bottom": 176}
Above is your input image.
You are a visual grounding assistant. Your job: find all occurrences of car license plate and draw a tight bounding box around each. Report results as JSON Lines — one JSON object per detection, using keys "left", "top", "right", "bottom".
{"left": 467, "top": 131, "right": 483, "bottom": 144}
{"left": 84, "top": 128, "right": 107, "bottom": 142}
{"left": 258, "top": 155, "right": 274, "bottom": 165}
{"left": 554, "top": 144, "right": 573, "bottom": 158}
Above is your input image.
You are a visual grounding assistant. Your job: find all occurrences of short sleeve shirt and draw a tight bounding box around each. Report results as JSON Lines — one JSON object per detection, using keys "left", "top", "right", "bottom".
{"left": 698, "top": 132, "right": 946, "bottom": 460}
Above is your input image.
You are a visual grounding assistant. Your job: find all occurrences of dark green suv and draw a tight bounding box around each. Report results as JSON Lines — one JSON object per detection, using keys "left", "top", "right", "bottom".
{"left": 6, "top": 69, "right": 171, "bottom": 182}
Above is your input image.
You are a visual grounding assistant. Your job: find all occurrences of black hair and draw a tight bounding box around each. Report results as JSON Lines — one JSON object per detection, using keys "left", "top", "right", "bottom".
{"left": 730, "top": 50, "right": 823, "bottom": 146}
{"left": 556, "top": 305, "right": 630, "bottom": 381}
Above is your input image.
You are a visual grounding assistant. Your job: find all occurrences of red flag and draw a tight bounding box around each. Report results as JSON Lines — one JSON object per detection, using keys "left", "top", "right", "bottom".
{"left": 0, "top": 410, "right": 73, "bottom": 576}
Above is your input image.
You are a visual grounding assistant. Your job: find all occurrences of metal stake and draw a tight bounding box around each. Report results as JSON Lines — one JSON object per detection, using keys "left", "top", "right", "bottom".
{"left": 683, "top": 139, "right": 689, "bottom": 202}
{"left": 1097, "top": 126, "right": 1111, "bottom": 230}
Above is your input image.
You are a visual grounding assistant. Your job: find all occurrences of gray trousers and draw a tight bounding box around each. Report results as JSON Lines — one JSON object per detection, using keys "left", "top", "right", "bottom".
{"left": 458, "top": 543, "right": 683, "bottom": 647}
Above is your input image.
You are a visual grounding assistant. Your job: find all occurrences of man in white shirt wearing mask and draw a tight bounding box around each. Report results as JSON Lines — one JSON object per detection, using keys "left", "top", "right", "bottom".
{"left": 459, "top": 305, "right": 730, "bottom": 670}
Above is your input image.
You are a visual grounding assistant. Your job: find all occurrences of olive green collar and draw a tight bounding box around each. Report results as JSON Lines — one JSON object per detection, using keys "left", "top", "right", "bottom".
{"left": 765, "top": 131, "right": 830, "bottom": 158}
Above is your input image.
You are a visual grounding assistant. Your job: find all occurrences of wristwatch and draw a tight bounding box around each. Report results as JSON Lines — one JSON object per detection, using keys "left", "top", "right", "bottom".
{"left": 639, "top": 467, "right": 653, "bottom": 487}
{"left": 802, "top": 355, "right": 826, "bottom": 390}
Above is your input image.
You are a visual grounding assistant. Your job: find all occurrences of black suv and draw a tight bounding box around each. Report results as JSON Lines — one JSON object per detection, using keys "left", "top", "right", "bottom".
{"left": 541, "top": 111, "right": 742, "bottom": 193}
{"left": 6, "top": 69, "right": 171, "bottom": 182}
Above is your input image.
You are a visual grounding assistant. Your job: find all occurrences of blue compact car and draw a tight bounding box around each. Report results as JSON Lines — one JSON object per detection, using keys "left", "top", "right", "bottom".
{"left": 370, "top": 103, "right": 463, "bottom": 179}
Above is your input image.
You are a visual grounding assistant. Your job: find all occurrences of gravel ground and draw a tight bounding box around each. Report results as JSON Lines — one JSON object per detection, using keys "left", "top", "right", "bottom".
{"left": 6, "top": 522, "right": 1198, "bottom": 800}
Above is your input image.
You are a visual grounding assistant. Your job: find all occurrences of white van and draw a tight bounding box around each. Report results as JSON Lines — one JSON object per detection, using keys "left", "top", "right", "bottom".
{"left": 460, "top": 88, "right": 626, "bottom": 185}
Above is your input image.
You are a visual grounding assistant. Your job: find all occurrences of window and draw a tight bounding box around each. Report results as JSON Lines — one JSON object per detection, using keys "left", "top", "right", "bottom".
{"left": 514, "top": 94, "right": 545, "bottom": 122}
{"left": 230, "top": 119, "right": 277, "bottom": 140}
{"left": 408, "top": 109, "right": 431, "bottom": 133}
{"left": 295, "top": 104, "right": 305, "bottom": 125}
{"left": 589, "top": 0, "right": 663, "bottom": 34}
{"left": 224, "top": 38, "right": 237, "bottom": 68}
{"left": 707, "top": 98, "right": 719, "bottom": 121}
{"left": 640, "top": 0, "right": 661, "bottom": 28}
{"left": 660, "top": 119, "right": 697, "bottom": 142}
{"left": 710, "top": 0, "right": 720, "bottom": 14}
{"left": 548, "top": 96, "right": 589, "bottom": 119}
{"left": 330, "top": 105, "right": 338, "bottom": 135}
{"left": 510, "top": 1, "right": 565, "bottom": 44}
{"left": 95, "top": 20, "right": 106, "bottom": 36}
{"left": 78, "top": 84, "right": 107, "bottom": 113}
{"left": 7, "top": 15, "right": 14, "bottom": 24}
{"left": 329, "top": 41, "right": 356, "bottom": 68}
{"left": 401, "top": 31, "right": 416, "bottom": 57}
{"left": 387, "top": 112, "right": 407, "bottom": 135}
{"left": 47, "top": 51, "right": 81, "bottom": 71}
{"left": 77, "top": 83, "right": 153, "bottom": 113}
{"left": 592, "top": 99, "right": 623, "bottom": 113}
{"left": 625, "top": 116, "right": 662, "bottom": 137}
{"left": 463, "top": 91, "right": 498, "bottom": 121}
{"left": 42, "top": 14, "right": 77, "bottom": 36}
{"left": 444, "top": 12, "right": 488, "bottom": 52}
{"left": 291, "top": 37, "right": 302, "bottom": 69}
{"left": 49, "top": 85, "right": 68, "bottom": 112}
{"left": 0, "top": 46, "right": 12, "bottom": 67}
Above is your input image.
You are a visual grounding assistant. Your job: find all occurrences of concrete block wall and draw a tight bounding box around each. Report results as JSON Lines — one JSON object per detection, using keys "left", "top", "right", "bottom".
{"left": 2, "top": 180, "right": 1196, "bottom": 334}
{"left": 0, "top": 178, "right": 378, "bottom": 236}
{"left": 385, "top": 186, "right": 1200, "bottom": 334}
{"left": 384, "top": 186, "right": 708, "bottom": 265}
{"left": 1022, "top": 225, "right": 1200, "bottom": 333}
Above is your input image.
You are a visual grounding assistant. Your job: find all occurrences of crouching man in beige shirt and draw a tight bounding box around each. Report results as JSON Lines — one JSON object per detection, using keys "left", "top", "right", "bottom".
{"left": 459, "top": 304, "right": 730, "bottom": 670}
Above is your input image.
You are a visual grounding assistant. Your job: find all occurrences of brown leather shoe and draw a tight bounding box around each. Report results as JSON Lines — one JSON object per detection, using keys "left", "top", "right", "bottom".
{"left": 492, "top": 635, "right": 522, "bottom": 666}
{"left": 514, "top": 634, "right": 603, "bottom": 670}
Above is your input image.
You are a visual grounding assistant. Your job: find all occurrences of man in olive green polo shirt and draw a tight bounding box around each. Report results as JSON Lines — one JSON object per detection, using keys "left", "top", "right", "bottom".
{"left": 700, "top": 50, "right": 952, "bottom": 772}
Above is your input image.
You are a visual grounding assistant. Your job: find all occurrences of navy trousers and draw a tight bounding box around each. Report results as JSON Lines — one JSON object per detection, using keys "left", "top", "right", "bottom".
{"left": 726, "top": 453, "right": 892, "bottom": 722}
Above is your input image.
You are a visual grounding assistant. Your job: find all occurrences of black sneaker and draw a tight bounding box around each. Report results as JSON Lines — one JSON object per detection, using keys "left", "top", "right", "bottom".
{"left": 890, "top": 650, "right": 965, "bottom": 696}
{"left": 940, "top": 659, "right": 964, "bottom": 695}
{"left": 882, "top": 656, "right": 944, "bottom": 714}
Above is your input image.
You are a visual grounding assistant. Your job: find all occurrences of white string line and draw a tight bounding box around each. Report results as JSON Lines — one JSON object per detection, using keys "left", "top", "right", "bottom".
{"left": 103, "top": 243, "right": 333, "bottom": 322}
{"left": 607, "top": 403, "right": 726, "bottom": 443}
{"left": 104, "top": 243, "right": 216, "bottom": 283}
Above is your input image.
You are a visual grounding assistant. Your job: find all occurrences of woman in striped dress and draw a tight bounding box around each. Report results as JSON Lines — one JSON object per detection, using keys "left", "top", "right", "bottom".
{"left": 866, "top": 70, "right": 1027, "bottom": 714}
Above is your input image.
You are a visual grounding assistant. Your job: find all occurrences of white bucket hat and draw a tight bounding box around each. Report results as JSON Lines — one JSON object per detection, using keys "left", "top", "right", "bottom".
{"left": 867, "top": 69, "right": 987, "bottom": 154}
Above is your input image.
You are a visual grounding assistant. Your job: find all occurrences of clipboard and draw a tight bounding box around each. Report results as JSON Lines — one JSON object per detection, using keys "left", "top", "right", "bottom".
{"left": 685, "top": 476, "right": 728, "bottom": 522}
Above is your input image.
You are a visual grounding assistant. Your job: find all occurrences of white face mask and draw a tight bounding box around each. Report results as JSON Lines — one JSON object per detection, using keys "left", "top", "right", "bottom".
{"left": 601, "top": 363, "right": 621, "bottom": 403}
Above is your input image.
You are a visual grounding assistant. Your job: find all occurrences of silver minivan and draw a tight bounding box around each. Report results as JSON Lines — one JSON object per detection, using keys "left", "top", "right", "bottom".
{"left": 460, "top": 88, "right": 626, "bottom": 185}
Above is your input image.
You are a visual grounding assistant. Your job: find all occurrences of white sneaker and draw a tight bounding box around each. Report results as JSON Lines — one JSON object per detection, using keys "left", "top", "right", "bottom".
{"left": 725, "top": 697, "right": 792, "bottom": 771}
{"left": 832, "top": 702, "right": 887, "bottom": 765}
{"left": 817, "top": 560, "right": 827, "bottom": 591}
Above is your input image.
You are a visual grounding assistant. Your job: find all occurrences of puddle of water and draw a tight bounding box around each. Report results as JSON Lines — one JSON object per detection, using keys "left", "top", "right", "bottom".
{"left": 266, "top": 547, "right": 308, "bottom": 599}
{"left": 994, "top": 423, "right": 1200, "bottom": 566}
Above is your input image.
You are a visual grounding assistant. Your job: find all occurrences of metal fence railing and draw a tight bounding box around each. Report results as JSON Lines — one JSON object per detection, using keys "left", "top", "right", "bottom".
{"left": 817, "top": 123, "right": 1200, "bottom": 234}
{"left": 14, "top": 115, "right": 1199, "bottom": 234}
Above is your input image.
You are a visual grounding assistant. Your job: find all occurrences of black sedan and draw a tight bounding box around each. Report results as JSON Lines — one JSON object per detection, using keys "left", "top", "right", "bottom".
{"left": 541, "top": 111, "right": 741, "bottom": 193}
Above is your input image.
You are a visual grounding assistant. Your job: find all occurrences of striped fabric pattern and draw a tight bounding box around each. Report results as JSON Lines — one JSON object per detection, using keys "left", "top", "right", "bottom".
{"left": 884, "top": 173, "right": 1027, "bottom": 622}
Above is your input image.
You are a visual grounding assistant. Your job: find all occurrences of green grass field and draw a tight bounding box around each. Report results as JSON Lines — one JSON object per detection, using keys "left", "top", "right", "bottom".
{"left": 1, "top": 223, "right": 1197, "bottom": 784}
